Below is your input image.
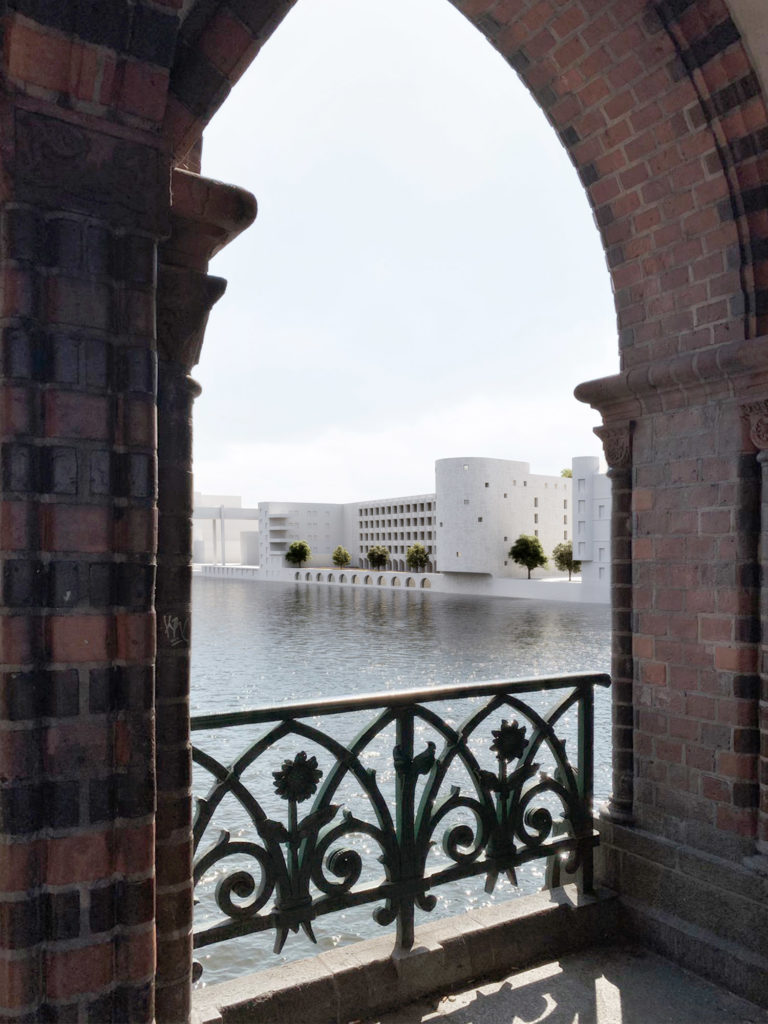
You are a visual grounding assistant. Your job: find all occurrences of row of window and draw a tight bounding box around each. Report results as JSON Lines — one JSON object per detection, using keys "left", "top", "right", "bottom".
{"left": 361, "top": 531, "right": 433, "bottom": 542}
{"left": 360, "top": 516, "right": 434, "bottom": 528}
{"left": 359, "top": 502, "right": 434, "bottom": 516}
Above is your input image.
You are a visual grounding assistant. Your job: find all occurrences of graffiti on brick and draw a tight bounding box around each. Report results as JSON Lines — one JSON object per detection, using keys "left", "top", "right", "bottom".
{"left": 162, "top": 614, "right": 190, "bottom": 647}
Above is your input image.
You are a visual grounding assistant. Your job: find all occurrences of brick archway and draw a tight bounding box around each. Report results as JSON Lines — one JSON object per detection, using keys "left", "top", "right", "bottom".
{"left": 2, "top": 2, "right": 768, "bottom": 1021}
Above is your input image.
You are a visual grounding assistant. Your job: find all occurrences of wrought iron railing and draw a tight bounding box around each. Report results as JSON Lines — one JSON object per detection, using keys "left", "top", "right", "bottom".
{"left": 191, "top": 672, "right": 610, "bottom": 975}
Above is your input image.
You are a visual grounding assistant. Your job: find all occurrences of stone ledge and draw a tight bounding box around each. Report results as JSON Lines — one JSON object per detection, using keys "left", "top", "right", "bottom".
{"left": 597, "top": 819, "right": 768, "bottom": 1008}
{"left": 191, "top": 886, "right": 619, "bottom": 1024}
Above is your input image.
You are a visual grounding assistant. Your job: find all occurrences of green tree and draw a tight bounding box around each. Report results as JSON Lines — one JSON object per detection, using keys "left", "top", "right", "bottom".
{"left": 509, "top": 534, "right": 548, "bottom": 579}
{"left": 406, "top": 542, "right": 429, "bottom": 572}
{"left": 552, "top": 540, "right": 581, "bottom": 581}
{"left": 561, "top": 468, "right": 572, "bottom": 478}
{"left": 285, "top": 540, "right": 311, "bottom": 568}
{"left": 332, "top": 544, "right": 351, "bottom": 568}
{"left": 367, "top": 545, "right": 390, "bottom": 571}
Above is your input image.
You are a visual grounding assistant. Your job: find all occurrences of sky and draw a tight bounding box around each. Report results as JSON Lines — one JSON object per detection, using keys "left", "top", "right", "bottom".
{"left": 194, "top": 0, "right": 619, "bottom": 507}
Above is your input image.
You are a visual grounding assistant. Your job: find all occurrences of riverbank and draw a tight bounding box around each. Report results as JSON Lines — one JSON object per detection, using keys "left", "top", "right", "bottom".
{"left": 198, "top": 564, "right": 609, "bottom": 604}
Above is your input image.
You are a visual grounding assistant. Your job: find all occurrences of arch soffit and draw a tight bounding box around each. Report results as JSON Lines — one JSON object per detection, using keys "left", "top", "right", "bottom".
{"left": 165, "top": 0, "right": 768, "bottom": 355}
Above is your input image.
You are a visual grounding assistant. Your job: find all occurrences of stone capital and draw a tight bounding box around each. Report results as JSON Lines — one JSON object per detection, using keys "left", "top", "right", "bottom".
{"left": 741, "top": 399, "right": 768, "bottom": 452}
{"left": 594, "top": 423, "right": 632, "bottom": 471}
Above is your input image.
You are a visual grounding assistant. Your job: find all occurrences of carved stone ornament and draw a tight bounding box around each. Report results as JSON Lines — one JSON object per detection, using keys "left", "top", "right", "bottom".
{"left": 741, "top": 400, "right": 768, "bottom": 451}
{"left": 594, "top": 424, "right": 631, "bottom": 470}
{"left": 14, "top": 110, "right": 164, "bottom": 231}
{"left": 156, "top": 265, "right": 226, "bottom": 370}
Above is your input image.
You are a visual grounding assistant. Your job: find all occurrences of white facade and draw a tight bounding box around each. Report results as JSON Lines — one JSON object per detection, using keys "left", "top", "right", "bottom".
{"left": 198, "top": 457, "right": 609, "bottom": 597}
{"left": 192, "top": 493, "right": 260, "bottom": 565}
{"left": 258, "top": 502, "right": 346, "bottom": 570}
{"left": 435, "top": 458, "right": 571, "bottom": 578}
{"left": 571, "top": 456, "right": 612, "bottom": 587}
{"left": 348, "top": 493, "right": 437, "bottom": 571}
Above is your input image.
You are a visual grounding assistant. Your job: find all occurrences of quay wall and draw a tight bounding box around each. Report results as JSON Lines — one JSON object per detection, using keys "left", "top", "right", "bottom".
{"left": 198, "top": 564, "right": 609, "bottom": 605}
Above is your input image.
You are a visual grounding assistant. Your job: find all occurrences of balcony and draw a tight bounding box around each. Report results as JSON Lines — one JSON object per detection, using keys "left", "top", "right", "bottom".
{"left": 190, "top": 673, "right": 612, "bottom": 1019}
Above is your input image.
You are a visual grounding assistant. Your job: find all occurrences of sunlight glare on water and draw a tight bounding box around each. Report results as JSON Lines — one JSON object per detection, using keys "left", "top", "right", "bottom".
{"left": 191, "top": 578, "right": 611, "bottom": 985}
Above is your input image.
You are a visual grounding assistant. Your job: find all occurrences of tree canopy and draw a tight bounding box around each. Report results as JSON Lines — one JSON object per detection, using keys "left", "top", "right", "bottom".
{"left": 367, "top": 545, "right": 389, "bottom": 571}
{"left": 332, "top": 545, "right": 351, "bottom": 568}
{"left": 285, "top": 540, "right": 311, "bottom": 568}
{"left": 509, "top": 534, "right": 548, "bottom": 579}
{"left": 406, "top": 542, "right": 429, "bottom": 572}
{"left": 552, "top": 540, "right": 581, "bottom": 581}
{"left": 560, "top": 468, "right": 572, "bottom": 477}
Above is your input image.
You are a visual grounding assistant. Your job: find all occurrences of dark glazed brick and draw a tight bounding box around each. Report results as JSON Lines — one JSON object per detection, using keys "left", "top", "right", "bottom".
{"left": 654, "top": 0, "right": 696, "bottom": 24}
{"left": 40, "top": 447, "right": 78, "bottom": 495}
{"left": 89, "top": 665, "right": 153, "bottom": 714}
{"left": 49, "top": 333, "right": 80, "bottom": 384}
{"left": 48, "top": 561, "right": 82, "bottom": 608}
{"left": 117, "top": 771, "right": 154, "bottom": 819}
{"left": 115, "top": 562, "right": 155, "bottom": 609}
{"left": 733, "top": 781, "right": 759, "bottom": 807}
{"left": 6, "top": 206, "right": 44, "bottom": 262}
{"left": 73, "top": 0, "right": 131, "bottom": 51}
{"left": 84, "top": 338, "right": 109, "bottom": 389}
{"left": 2, "top": 443, "right": 39, "bottom": 492}
{"left": 130, "top": 4, "right": 179, "bottom": 67}
{"left": 120, "top": 879, "right": 154, "bottom": 926}
{"left": 46, "top": 218, "right": 83, "bottom": 272}
{"left": 226, "top": 0, "right": 284, "bottom": 35}
{"left": 47, "top": 669, "right": 80, "bottom": 717}
{"left": 44, "top": 890, "right": 80, "bottom": 941}
{"left": 3, "top": 559, "right": 45, "bottom": 607}
{"left": 87, "top": 985, "right": 153, "bottom": 1024}
{"left": 8, "top": 0, "right": 73, "bottom": 31}
{"left": 170, "top": 46, "right": 230, "bottom": 118}
{"left": 116, "top": 348, "right": 156, "bottom": 393}
{"left": 88, "top": 562, "right": 113, "bottom": 607}
{"left": 89, "top": 450, "right": 112, "bottom": 496}
{"left": 44, "top": 780, "right": 80, "bottom": 829}
{"left": 88, "top": 776, "right": 114, "bottom": 824}
{"left": 0, "top": 896, "right": 42, "bottom": 948}
{"left": 88, "top": 668, "right": 112, "bottom": 714}
{"left": 2, "top": 324, "right": 48, "bottom": 380}
{"left": 733, "top": 674, "right": 760, "bottom": 699}
{"left": 84, "top": 225, "right": 111, "bottom": 277}
{"left": 0, "top": 670, "right": 40, "bottom": 720}
{"left": 89, "top": 883, "right": 116, "bottom": 933}
{"left": 118, "top": 234, "right": 155, "bottom": 285}
{"left": 705, "top": 72, "right": 761, "bottom": 121}
{"left": 0, "top": 784, "right": 43, "bottom": 833}
{"left": 505, "top": 48, "right": 530, "bottom": 74}
{"left": 681, "top": 19, "right": 741, "bottom": 73}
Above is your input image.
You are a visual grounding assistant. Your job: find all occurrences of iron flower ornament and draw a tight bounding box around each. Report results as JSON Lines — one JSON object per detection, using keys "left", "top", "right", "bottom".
{"left": 272, "top": 751, "right": 323, "bottom": 803}
{"left": 490, "top": 719, "right": 527, "bottom": 762}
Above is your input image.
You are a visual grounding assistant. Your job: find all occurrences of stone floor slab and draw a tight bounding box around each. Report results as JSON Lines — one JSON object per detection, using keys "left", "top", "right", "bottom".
{"left": 365, "top": 945, "right": 768, "bottom": 1024}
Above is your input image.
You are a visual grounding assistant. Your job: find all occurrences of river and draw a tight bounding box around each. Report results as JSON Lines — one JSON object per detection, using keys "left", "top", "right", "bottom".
{"left": 191, "top": 577, "right": 611, "bottom": 984}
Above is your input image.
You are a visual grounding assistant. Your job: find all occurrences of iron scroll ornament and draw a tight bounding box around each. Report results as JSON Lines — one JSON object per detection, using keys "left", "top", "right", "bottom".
{"left": 191, "top": 673, "right": 608, "bottom": 972}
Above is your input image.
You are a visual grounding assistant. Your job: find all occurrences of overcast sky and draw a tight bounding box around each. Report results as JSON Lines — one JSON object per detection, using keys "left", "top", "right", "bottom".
{"left": 194, "top": 0, "right": 618, "bottom": 507}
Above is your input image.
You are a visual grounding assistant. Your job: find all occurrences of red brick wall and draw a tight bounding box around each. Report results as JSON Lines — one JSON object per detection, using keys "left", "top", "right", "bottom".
{"left": 2, "top": 0, "right": 768, "bottom": 1019}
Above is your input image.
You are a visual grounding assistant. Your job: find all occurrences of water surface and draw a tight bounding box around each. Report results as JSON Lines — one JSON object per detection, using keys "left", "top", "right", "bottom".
{"left": 191, "top": 578, "right": 611, "bottom": 984}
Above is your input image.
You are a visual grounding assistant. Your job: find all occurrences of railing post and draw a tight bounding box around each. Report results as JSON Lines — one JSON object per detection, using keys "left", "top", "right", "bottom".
{"left": 394, "top": 709, "right": 416, "bottom": 950}
{"left": 577, "top": 682, "right": 595, "bottom": 894}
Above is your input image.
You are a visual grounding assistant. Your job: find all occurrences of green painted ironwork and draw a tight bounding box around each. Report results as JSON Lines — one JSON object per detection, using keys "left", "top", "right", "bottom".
{"left": 191, "top": 671, "right": 609, "bottom": 971}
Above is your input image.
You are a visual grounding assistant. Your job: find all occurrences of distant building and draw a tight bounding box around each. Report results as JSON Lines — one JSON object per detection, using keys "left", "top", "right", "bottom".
{"left": 253, "top": 456, "right": 608, "bottom": 585}
{"left": 193, "top": 493, "right": 260, "bottom": 564}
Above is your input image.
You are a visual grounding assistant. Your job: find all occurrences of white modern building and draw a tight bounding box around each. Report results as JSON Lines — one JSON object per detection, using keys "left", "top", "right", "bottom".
{"left": 253, "top": 457, "right": 609, "bottom": 581}
{"left": 435, "top": 458, "right": 570, "bottom": 578}
{"left": 193, "top": 493, "right": 260, "bottom": 565}
{"left": 571, "top": 456, "right": 612, "bottom": 587}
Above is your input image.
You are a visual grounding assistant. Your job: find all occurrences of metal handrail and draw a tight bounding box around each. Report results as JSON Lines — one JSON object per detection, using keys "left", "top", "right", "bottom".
{"left": 191, "top": 671, "right": 610, "bottom": 976}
